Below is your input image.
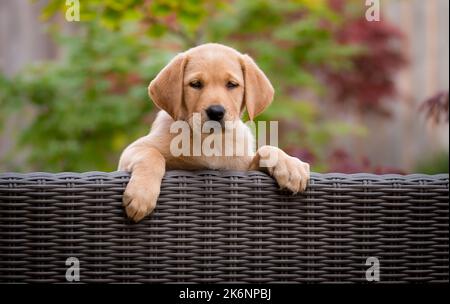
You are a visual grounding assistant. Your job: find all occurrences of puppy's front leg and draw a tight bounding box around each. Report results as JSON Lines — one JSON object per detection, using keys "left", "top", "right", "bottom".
{"left": 118, "top": 144, "right": 165, "bottom": 222}
{"left": 250, "top": 145, "right": 310, "bottom": 193}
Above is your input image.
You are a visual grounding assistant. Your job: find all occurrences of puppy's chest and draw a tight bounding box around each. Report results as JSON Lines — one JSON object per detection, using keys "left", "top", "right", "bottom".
{"left": 166, "top": 143, "right": 254, "bottom": 170}
{"left": 167, "top": 154, "right": 250, "bottom": 171}
{"left": 163, "top": 120, "right": 255, "bottom": 170}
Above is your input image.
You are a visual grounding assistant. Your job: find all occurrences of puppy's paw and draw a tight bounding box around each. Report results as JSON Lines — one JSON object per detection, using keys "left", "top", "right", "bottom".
{"left": 123, "top": 176, "right": 160, "bottom": 222}
{"left": 271, "top": 156, "right": 310, "bottom": 193}
{"left": 257, "top": 146, "right": 310, "bottom": 193}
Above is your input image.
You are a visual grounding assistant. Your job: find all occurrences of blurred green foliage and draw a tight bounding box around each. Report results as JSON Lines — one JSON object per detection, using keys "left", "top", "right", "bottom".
{"left": 415, "top": 152, "right": 449, "bottom": 174}
{"left": 0, "top": 0, "right": 366, "bottom": 172}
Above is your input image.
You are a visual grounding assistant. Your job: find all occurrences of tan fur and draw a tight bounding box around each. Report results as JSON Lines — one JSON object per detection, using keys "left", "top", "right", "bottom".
{"left": 119, "top": 43, "right": 310, "bottom": 222}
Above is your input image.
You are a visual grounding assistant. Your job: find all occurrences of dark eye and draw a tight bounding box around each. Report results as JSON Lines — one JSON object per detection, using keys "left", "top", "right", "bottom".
{"left": 226, "top": 81, "right": 239, "bottom": 89}
{"left": 189, "top": 80, "right": 203, "bottom": 89}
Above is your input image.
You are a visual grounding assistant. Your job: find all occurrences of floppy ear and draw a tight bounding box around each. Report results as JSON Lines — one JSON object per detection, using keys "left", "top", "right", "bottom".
{"left": 240, "top": 54, "right": 274, "bottom": 121}
{"left": 148, "top": 53, "right": 188, "bottom": 120}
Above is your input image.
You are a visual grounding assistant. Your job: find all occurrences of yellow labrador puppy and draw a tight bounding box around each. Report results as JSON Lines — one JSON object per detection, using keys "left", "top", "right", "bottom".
{"left": 118, "top": 43, "right": 310, "bottom": 222}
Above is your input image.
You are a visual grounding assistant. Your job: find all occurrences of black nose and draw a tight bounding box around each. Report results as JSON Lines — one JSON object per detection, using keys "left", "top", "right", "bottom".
{"left": 206, "top": 105, "right": 225, "bottom": 121}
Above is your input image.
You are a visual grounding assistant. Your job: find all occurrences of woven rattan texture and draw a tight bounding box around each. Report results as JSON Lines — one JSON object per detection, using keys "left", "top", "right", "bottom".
{"left": 0, "top": 171, "right": 448, "bottom": 283}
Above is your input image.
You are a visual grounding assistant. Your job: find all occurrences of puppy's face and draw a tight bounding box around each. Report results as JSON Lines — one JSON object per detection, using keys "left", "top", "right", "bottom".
{"left": 148, "top": 43, "right": 274, "bottom": 128}
{"left": 183, "top": 46, "right": 244, "bottom": 126}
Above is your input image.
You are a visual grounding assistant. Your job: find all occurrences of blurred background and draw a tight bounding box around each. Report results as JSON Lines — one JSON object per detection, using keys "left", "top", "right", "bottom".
{"left": 0, "top": 0, "right": 448, "bottom": 173}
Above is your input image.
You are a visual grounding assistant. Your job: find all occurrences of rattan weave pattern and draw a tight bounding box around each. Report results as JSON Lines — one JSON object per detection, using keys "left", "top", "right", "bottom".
{"left": 0, "top": 171, "right": 448, "bottom": 283}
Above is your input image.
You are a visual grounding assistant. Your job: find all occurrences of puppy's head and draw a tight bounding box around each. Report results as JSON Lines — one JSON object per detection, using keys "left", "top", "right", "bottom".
{"left": 148, "top": 43, "right": 274, "bottom": 128}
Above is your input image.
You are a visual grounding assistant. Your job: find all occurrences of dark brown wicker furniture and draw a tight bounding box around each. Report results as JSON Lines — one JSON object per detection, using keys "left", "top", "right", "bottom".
{"left": 0, "top": 171, "right": 448, "bottom": 283}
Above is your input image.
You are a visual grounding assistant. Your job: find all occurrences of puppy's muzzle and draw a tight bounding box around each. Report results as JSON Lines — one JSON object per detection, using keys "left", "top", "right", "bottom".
{"left": 206, "top": 105, "right": 225, "bottom": 121}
